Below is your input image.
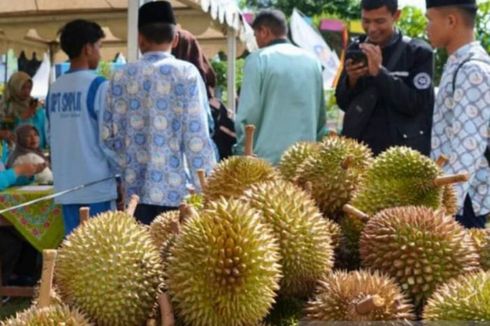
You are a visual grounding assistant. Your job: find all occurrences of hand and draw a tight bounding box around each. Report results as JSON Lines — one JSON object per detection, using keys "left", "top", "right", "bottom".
{"left": 360, "top": 43, "right": 383, "bottom": 77}
{"left": 345, "top": 59, "right": 369, "bottom": 88}
{"left": 14, "top": 163, "right": 46, "bottom": 177}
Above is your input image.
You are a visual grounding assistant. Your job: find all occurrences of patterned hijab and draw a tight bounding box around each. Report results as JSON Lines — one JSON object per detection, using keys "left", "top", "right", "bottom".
{"left": 6, "top": 124, "right": 47, "bottom": 168}
{"left": 1, "top": 71, "right": 33, "bottom": 120}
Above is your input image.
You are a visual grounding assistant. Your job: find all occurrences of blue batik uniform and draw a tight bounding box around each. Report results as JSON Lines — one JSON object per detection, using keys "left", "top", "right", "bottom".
{"left": 101, "top": 52, "right": 216, "bottom": 208}
{"left": 46, "top": 70, "right": 117, "bottom": 234}
{"left": 431, "top": 42, "right": 490, "bottom": 226}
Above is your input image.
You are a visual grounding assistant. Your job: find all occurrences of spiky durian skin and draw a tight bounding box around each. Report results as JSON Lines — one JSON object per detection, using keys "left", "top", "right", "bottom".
{"left": 149, "top": 210, "right": 180, "bottom": 250}
{"left": 305, "top": 270, "right": 414, "bottom": 322}
{"left": 167, "top": 198, "right": 282, "bottom": 326}
{"left": 203, "top": 156, "right": 279, "bottom": 202}
{"left": 360, "top": 206, "right": 480, "bottom": 308}
{"left": 295, "top": 136, "right": 373, "bottom": 219}
{"left": 442, "top": 185, "right": 458, "bottom": 216}
{"left": 184, "top": 193, "right": 205, "bottom": 210}
{"left": 468, "top": 228, "right": 490, "bottom": 270}
{"left": 0, "top": 304, "right": 92, "bottom": 326}
{"left": 278, "top": 142, "right": 320, "bottom": 182}
{"left": 350, "top": 147, "right": 442, "bottom": 217}
{"left": 55, "top": 212, "right": 164, "bottom": 326}
{"left": 244, "top": 180, "right": 335, "bottom": 297}
{"left": 424, "top": 271, "right": 490, "bottom": 320}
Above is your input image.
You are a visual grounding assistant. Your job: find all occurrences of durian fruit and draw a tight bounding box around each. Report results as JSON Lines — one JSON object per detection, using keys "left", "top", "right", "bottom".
{"left": 149, "top": 210, "right": 180, "bottom": 250}
{"left": 360, "top": 206, "right": 480, "bottom": 309}
{"left": 203, "top": 124, "right": 279, "bottom": 202}
{"left": 468, "top": 228, "right": 490, "bottom": 270}
{"left": 203, "top": 156, "right": 279, "bottom": 202}
{"left": 295, "top": 135, "right": 373, "bottom": 219}
{"left": 167, "top": 198, "right": 282, "bottom": 326}
{"left": 55, "top": 211, "right": 164, "bottom": 326}
{"left": 0, "top": 304, "right": 92, "bottom": 326}
{"left": 342, "top": 147, "right": 468, "bottom": 267}
{"left": 435, "top": 155, "right": 459, "bottom": 216}
{"left": 278, "top": 142, "right": 320, "bottom": 182}
{"left": 243, "top": 180, "right": 336, "bottom": 297}
{"left": 424, "top": 271, "right": 490, "bottom": 320}
{"left": 184, "top": 192, "right": 204, "bottom": 211}
{"left": 350, "top": 147, "right": 445, "bottom": 217}
{"left": 305, "top": 270, "right": 414, "bottom": 322}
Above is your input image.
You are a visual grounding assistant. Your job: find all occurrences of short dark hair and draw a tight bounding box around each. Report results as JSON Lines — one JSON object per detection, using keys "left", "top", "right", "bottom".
{"left": 445, "top": 5, "right": 477, "bottom": 27}
{"left": 138, "top": 23, "right": 176, "bottom": 44}
{"left": 252, "top": 9, "right": 288, "bottom": 36}
{"left": 361, "top": 0, "right": 398, "bottom": 14}
{"left": 59, "top": 19, "right": 105, "bottom": 59}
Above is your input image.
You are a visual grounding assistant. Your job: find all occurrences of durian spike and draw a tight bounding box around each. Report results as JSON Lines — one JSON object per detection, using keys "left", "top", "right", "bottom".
{"left": 187, "top": 185, "right": 196, "bottom": 195}
{"left": 79, "top": 207, "right": 90, "bottom": 226}
{"left": 341, "top": 155, "right": 354, "bottom": 170}
{"left": 304, "top": 181, "right": 313, "bottom": 195}
{"left": 37, "top": 249, "right": 57, "bottom": 308}
{"left": 435, "top": 155, "right": 449, "bottom": 168}
{"left": 343, "top": 204, "right": 370, "bottom": 222}
{"left": 159, "top": 292, "right": 175, "bottom": 326}
{"left": 146, "top": 319, "right": 157, "bottom": 326}
{"left": 179, "top": 203, "right": 197, "bottom": 225}
{"left": 354, "top": 295, "right": 385, "bottom": 315}
{"left": 244, "top": 124, "right": 256, "bottom": 156}
{"left": 126, "top": 194, "right": 140, "bottom": 217}
{"left": 197, "top": 169, "right": 207, "bottom": 190}
{"left": 433, "top": 173, "right": 469, "bottom": 187}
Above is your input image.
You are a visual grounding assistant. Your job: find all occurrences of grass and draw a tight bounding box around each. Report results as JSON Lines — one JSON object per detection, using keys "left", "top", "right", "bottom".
{"left": 0, "top": 297, "right": 31, "bottom": 321}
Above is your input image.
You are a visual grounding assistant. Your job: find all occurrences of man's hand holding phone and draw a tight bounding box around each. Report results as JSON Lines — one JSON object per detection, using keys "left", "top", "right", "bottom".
{"left": 345, "top": 52, "right": 369, "bottom": 88}
{"left": 359, "top": 43, "right": 383, "bottom": 77}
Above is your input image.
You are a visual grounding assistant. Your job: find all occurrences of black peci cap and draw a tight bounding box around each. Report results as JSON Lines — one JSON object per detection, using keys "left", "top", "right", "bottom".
{"left": 426, "top": 0, "right": 477, "bottom": 9}
{"left": 138, "top": 1, "right": 176, "bottom": 29}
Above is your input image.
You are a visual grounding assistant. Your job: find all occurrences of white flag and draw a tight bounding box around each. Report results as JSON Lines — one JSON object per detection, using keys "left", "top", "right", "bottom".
{"left": 290, "top": 8, "right": 340, "bottom": 88}
{"left": 31, "top": 53, "right": 51, "bottom": 99}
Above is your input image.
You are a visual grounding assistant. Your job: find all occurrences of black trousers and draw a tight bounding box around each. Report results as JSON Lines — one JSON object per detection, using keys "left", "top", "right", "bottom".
{"left": 455, "top": 195, "right": 487, "bottom": 229}
{"left": 0, "top": 227, "right": 40, "bottom": 285}
{"left": 133, "top": 204, "right": 177, "bottom": 225}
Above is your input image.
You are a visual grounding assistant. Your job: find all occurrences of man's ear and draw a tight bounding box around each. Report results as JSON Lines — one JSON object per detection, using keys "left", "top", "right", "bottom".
{"left": 172, "top": 32, "right": 179, "bottom": 49}
{"left": 447, "top": 12, "right": 457, "bottom": 29}
{"left": 83, "top": 43, "right": 91, "bottom": 57}
{"left": 393, "top": 9, "right": 401, "bottom": 22}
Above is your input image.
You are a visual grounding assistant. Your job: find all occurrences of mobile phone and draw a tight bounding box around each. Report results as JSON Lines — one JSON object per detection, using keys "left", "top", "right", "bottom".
{"left": 346, "top": 49, "right": 367, "bottom": 66}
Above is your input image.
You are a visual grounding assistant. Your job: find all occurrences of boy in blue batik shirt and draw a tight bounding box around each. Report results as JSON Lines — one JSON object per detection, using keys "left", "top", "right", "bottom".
{"left": 46, "top": 20, "right": 117, "bottom": 235}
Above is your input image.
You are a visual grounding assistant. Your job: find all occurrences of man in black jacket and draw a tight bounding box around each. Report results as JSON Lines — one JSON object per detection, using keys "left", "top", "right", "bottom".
{"left": 336, "top": 0, "right": 435, "bottom": 156}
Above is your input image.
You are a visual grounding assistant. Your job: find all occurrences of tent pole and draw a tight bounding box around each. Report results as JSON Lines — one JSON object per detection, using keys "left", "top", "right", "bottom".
{"left": 127, "top": 0, "right": 147, "bottom": 62}
{"left": 226, "top": 27, "right": 237, "bottom": 114}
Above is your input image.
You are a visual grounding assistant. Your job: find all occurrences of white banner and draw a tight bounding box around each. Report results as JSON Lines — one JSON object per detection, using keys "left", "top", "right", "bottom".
{"left": 290, "top": 8, "right": 340, "bottom": 88}
{"left": 31, "top": 53, "right": 51, "bottom": 99}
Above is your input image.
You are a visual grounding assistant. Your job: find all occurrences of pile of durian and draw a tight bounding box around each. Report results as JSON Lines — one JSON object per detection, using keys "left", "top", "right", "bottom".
{"left": 4, "top": 126, "right": 490, "bottom": 326}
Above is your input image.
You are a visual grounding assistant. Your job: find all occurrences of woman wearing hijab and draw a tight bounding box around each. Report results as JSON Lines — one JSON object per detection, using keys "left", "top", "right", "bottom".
{"left": 6, "top": 124, "right": 52, "bottom": 184}
{"left": 0, "top": 72, "right": 47, "bottom": 149}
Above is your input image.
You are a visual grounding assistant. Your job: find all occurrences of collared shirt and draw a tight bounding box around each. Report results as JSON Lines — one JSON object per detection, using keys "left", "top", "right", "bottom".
{"left": 235, "top": 40, "right": 326, "bottom": 165}
{"left": 101, "top": 52, "right": 217, "bottom": 207}
{"left": 431, "top": 41, "right": 490, "bottom": 216}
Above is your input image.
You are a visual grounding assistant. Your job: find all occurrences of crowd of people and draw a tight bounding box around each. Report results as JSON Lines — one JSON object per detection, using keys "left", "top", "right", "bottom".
{"left": 0, "top": 0, "right": 488, "bottom": 290}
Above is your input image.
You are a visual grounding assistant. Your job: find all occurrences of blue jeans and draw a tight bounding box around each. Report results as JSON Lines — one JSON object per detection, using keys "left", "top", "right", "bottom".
{"left": 62, "top": 201, "right": 113, "bottom": 235}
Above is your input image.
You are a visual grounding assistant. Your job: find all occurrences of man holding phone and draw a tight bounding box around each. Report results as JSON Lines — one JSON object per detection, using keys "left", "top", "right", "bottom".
{"left": 336, "top": 0, "right": 435, "bottom": 156}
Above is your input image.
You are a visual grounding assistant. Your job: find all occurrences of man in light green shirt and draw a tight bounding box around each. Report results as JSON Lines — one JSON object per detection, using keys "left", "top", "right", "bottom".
{"left": 234, "top": 9, "right": 327, "bottom": 165}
